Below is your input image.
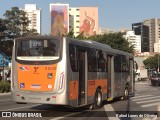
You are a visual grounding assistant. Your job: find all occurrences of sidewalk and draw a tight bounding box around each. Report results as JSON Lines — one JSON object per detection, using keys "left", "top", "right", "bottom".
{"left": 0, "top": 92, "right": 11, "bottom": 96}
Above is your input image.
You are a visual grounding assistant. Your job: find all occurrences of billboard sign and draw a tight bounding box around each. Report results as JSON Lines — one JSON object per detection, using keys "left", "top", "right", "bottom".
{"left": 50, "top": 4, "right": 69, "bottom": 36}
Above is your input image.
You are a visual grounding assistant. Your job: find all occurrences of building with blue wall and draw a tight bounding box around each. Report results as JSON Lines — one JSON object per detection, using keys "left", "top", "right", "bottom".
{"left": 0, "top": 52, "right": 11, "bottom": 68}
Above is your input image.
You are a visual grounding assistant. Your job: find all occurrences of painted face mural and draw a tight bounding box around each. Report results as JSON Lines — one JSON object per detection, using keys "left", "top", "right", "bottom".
{"left": 50, "top": 4, "right": 69, "bottom": 36}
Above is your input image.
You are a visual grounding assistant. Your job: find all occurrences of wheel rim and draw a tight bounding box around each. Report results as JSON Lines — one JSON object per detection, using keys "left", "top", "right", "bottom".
{"left": 96, "top": 92, "right": 101, "bottom": 106}
{"left": 125, "top": 89, "right": 128, "bottom": 96}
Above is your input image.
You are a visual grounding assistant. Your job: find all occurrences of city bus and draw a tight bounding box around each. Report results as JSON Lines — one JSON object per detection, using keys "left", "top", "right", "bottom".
{"left": 11, "top": 36, "right": 135, "bottom": 109}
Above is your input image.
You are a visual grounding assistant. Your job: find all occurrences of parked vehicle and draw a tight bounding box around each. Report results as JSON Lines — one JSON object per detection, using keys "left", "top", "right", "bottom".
{"left": 136, "top": 69, "right": 148, "bottom": 81}
{"left": 151, "top": 73, "right": 160, "bottom": 86}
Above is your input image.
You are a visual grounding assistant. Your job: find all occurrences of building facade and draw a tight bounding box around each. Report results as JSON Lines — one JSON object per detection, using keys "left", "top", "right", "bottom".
{"left": 69, "top": 7, "right": 98, "bottom": 37}
{"left": 154, "top": 41, "right": 160, "bottom": 52}
{"left": 143, "top": 18, "right": 160, "bottom": 52}
{"left": 24, "top": 4, "right": 41, "bottom": 34}
{"left": 69, "top": 7, "right": 80, "bottom": 37}
{"left": 0, "top": 53, "right": 11, "bottom": 69}
{"left": 123, "top": 31, "right": 141, "bottom": 53}
{"left": 132, "top": 22, "right": 149, "bottom": 52}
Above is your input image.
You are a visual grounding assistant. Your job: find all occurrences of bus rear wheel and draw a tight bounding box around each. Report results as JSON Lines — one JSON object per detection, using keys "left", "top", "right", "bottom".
{"left": 94, "top": 89, "right": 102, "bottom": 109}
{"left": 123, "top": 87, "right": 129, "bottom": 100}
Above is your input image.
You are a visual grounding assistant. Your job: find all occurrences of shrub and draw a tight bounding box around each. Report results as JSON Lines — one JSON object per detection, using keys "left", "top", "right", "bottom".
{"left": 0, "top": 81, "right": 11, "bottom": 93}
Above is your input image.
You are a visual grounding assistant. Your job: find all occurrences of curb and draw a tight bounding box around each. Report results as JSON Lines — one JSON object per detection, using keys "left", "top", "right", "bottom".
{"left": 0, "top": 92, "right": 11, "bottom": 96}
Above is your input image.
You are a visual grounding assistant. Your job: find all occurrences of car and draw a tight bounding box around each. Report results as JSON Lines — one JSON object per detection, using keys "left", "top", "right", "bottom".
{"left": 151, "top": 73, "right": 160, "bottom": 86}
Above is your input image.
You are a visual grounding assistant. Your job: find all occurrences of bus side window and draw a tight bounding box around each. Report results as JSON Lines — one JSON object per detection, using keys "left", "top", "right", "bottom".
{"left": 121, "top": 55, "right": 129, "bottom": 72}
{"left": 69, "top": 44, "right": 78, "bottom": 72}
{"left": 98, "top": 50, "right": 105, "bottom": 72}
{"left": 88, "top": 48, "right": 97, "bottom": 72}
{"left": 114, "top": 55, "right": 121, "bottom": 72}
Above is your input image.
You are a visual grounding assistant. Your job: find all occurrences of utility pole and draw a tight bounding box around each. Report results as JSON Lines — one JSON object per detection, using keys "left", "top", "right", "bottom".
{"left": 2, "top": 53, "right": 5, "bottom": 81}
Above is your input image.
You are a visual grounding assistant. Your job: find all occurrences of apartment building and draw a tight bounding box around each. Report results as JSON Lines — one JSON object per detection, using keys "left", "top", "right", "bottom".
{"left": 143, "top": 18, "right": 160, "bottom": 52}
{"left": 24, "top": 4, "right": 41, "bottom": 34}
{"left": 123, "top": 31, "right": 141, "bottom": 53}
{"left": 132, "top": 22, "right": 149, "bottom": 52}
{"left": 69, "top": 8, "right": 80, "bottom": 37}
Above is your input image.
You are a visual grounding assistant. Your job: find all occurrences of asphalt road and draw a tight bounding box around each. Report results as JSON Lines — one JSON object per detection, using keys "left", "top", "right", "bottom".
{"left": 0, "top": 80, "right": 160, "bottom": 120}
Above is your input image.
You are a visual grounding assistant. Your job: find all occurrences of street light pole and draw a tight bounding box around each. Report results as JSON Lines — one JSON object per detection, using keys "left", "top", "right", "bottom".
{"left": 3, "top": 53, "right": 6, "bottom": 81}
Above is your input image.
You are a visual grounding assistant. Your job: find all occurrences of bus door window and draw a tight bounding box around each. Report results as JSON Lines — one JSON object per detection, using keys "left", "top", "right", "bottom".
{"left": 98, "top": 50, "right": 105, "bottom": 72}
{"left": 78, "top": 47, "right": 86, "bottom": 105}
{"left": 88, "top": 48, "right": 97, "bottom": 72}
{"left": 69, "top": 44, "right": 78, "bottom": 72}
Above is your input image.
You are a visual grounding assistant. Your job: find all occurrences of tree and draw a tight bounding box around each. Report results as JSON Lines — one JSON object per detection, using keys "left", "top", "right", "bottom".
{"left": 87, "top": 33, "right": 134, "bottom": 53}
{"left": 0, "top": 19, "right": 7, "bottom": 41}
{"left": 0, "top": 7, "right": 39, "bottom": 56}
{"left": 66, "top": 29, "right": 75, "bottom": 38}
{"left": 143, "top": 54, "right": 159, "bottom": 70}
{"left": 4, "top": 7, "right": 39, "bottom": 40}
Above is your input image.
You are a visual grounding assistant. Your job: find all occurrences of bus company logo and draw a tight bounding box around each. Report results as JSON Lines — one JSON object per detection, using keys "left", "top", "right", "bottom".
{"left": 20, "top": 83, "right": 25, "bottom": 88}
{"left": 33, "top": 67, "right": 39, "bottom": 73}
{"left": 19, "top": 66, "right": 29, "bottom": 71}
{"left": 31, "top": 84, "right": 41, "bottom": 89}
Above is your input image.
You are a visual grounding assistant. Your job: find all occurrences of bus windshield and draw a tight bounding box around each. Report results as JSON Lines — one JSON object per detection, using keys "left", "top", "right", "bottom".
{"left": 16, "top": 38, "right": 60, "bottom": 61}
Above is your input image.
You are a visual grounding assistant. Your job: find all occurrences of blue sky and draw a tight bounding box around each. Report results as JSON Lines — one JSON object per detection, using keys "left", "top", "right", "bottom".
{"left": 0, "top": 0, "right": 160, "bottom": 35}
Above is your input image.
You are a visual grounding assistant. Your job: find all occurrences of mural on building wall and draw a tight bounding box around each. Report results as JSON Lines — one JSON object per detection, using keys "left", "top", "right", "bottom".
{"left": 50, "top": 4, "right": 69, "bottom": 36}
{"left": 79, "top": 7, "right": 98, "bottom": 37}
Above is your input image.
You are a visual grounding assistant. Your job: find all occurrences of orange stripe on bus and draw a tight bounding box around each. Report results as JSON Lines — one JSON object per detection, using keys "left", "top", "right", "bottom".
{"left": 88, "top": 79, "right": 107, "bottom": 97}
{"left": 69, "top": 79, "right": 107, "bottom": 100}
{"left": 69, "top": 80, "right": 78, "bottom": 100}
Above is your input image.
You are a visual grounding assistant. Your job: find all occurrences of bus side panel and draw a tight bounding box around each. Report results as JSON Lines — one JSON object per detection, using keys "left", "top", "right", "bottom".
{"left": 87, "top": 72, "right": 108, "bottom": 104}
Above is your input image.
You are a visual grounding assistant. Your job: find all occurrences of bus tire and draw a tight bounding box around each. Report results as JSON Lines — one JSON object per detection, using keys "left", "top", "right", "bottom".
{"left": 94, "top": 89, "right": 102, "bottom": 109}
{"left": 123, "top": 87, "right": 129, "bottom": 100}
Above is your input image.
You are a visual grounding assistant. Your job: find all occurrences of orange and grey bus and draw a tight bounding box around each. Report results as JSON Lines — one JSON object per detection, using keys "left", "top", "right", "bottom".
{"left": 11, "top": 36, "right": 135, "bottom": 109}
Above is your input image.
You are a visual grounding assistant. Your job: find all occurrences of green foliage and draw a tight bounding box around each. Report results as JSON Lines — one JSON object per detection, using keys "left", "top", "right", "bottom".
{"left": 66, "top": 29, "right": 75, "bottom": 38}
{"left": 66, "top": 32, "right": 134, "bottom": 53}
{"left": 0, "top": 7, "right": 39, "bottom": 56}
{"left": 0, "top": 19, "right": 8, "bottom": 40}
{"left": 4, "top": 7, "right": 29, "bottom": 39}
{"left": 0, "top": 81, "right": 10, "bottom": 93}
{"left": 143, "top": 54, "right": 159, "bottom": 69}
{"left": 73, "top": 32, "right": 134, "bottom": 53}
{"left": 0, "top": 40, "right": 13, "bottom": 56}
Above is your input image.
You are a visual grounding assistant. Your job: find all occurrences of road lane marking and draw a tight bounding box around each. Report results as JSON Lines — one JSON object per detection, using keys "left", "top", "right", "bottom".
{"left": 132, "top": 96, "right": 160, "bottom": 101}
{"left": 136, "top": 99, "right": 160, "bottom": 104}
{"left": 135, "top": 82, "right": 149, "bottom": 84}
{"left": 0, "top": 99, "right": 11, "bottom": 102}
{"left": 0, "top": 104, "right": 41, "bottom": 111}
{"left": 50, "top": 104, "right": 119, "bottom": 120}
{"left": 104, "top": 104, "right": 120, "bottom": 120}
{"left": 141, "top": 102, "right": 160, "bottom": 108}
{"left": 132, "top": 95, "right": 152, "bottom": 99}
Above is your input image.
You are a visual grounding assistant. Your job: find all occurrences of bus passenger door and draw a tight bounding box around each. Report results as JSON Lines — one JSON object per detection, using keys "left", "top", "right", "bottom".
{"left": 107, "top": 55, "right": 114, "bottom": 100}
{"left": 107, "top": 55, "right": 111, "bottom": 99}
{"left": 78, "top": 49, "right": 87, "bottom": 105}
